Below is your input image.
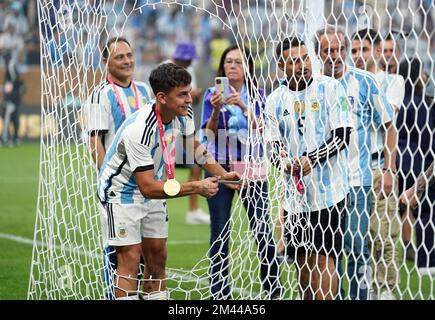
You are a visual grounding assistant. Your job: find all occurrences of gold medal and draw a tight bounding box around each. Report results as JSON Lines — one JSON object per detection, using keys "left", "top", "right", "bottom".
{"left": 163, "top": 179, "right": 181, "bottom": 196}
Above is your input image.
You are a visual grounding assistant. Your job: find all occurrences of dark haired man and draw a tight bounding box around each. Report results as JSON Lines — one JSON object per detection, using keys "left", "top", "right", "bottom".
{"left": 266, "top": 37, "right": 352, "bottom": 300}
{"left": 97, "top": 63, "right": 240, "bottom": 299}
{"left": 351, "top": 29, "right": 404, "bottom": 300}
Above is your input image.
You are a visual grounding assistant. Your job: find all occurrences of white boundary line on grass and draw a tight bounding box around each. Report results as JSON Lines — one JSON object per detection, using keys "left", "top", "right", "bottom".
{"left": 0, "top": 177, "right": 39, "bottom": 183}
{"left": 0, "top": 232, "right": 208, "bottom": 246}
{"left": 1, "top": 232, "right": 258, "bottom": 298}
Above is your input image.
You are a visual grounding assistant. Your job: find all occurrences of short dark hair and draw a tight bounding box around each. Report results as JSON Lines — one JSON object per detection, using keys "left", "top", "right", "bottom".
{"left": 351, "top": 28, "right": 381, "bottom": 47}
{"left": 275, "top": 37, "right": 305, "bottom": 58}
{"left": 102, "top": 37, "right": 131, "bottom": 59}
{"left": 149, "top": 63, "right": 192, "bottom": 95}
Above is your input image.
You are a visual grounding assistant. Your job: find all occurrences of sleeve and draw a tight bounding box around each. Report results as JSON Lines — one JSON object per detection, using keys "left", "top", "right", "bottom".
{"left": 124, "top": 128, "right": 155, "bottom": 172}
{"left": 385, "top": 75, "right": 405, "bottom": 111}
{"left": 370, "top": 76, "right": 394, "bottom": 127}
{"left": 181, "top": 105, "right": 195, "bottom": 137}
{"left": 327, "top": 80, "right": 354, "bottom": 131}
{"left": 200, "top": 88, "right": 216, "bottom": 129}
{"left": 263, "top": 94, "right": 282, "bottom": 143}
{"left": 137, "top": 82, "right": 154, "bottom": 103}
{"left": 85, "top": 88, "right": 110, "bottom": 135}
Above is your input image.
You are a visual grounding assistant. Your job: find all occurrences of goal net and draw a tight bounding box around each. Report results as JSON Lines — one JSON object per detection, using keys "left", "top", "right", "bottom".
{"left": 29, "top": 0, "right": 434, "bottom": 300}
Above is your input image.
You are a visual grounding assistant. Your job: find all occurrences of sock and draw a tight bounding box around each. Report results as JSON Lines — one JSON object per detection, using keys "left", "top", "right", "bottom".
{"left": 140, "top": 291, "right": 168, "bottom": 300}
{"left": 116, "top": 295, "right": 139, "bottom": 300}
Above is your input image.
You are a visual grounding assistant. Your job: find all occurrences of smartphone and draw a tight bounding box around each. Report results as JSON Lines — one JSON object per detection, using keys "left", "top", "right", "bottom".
{"left": 215, "top": 77, "right": 231, "bottom": 100}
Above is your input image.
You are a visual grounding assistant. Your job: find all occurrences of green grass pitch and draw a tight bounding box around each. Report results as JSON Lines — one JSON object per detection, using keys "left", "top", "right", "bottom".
{"left": 0, "top": 143, "right": 433, "bottom": 299}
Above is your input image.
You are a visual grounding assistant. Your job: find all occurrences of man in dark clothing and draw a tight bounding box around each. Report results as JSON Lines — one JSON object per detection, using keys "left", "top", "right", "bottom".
{"left": 2, "top": 52, "right": 24, "bottom": 146}
{"left": 397, "top": 58, "right": 435, "bottom": 275}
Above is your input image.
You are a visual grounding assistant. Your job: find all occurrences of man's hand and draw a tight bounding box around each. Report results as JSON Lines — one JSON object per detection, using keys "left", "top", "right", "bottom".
{"left": 378, "top": 170, "right": 394, "bottom": 200}
{"left": 221, "top": 171, "right": 242, "bottom": 190}
{"left": 285, "top": 156, "right": 312, "bottom": 176}
{"left": 400, "top": 185, "right": 423, "bottom": 210}
{"left": 197, "top": 176, "right": 220, "bottom": 198}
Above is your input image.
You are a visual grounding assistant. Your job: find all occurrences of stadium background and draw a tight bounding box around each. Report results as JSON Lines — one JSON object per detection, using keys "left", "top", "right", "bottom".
{"left": 0, "top": 0, "right": 434, "bottom": 299}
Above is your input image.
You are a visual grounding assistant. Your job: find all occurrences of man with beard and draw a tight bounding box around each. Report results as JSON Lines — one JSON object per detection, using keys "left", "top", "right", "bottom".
{"left": 265, "top": 36, "right": 353, "bottom": 300}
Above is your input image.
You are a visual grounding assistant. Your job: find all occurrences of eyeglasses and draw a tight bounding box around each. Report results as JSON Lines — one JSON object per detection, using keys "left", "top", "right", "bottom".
{"left": 224, "top": 59, "right": 243, "bottom": 66}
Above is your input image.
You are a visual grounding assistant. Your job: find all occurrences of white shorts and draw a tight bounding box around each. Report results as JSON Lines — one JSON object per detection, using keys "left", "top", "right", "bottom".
{"left": 99, "top": 202, "right": 108, "bottom": 243}
{"left": 103, "top": 200, "right": 168, "bottom": 246}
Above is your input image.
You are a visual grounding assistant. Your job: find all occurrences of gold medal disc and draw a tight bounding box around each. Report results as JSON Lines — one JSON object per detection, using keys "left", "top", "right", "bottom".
{"left": 163, "top": 179, "right": 181, "bottom": 196}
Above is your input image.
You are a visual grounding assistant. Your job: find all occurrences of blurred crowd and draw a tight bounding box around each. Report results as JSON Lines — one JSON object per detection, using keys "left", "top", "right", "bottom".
{"left": 0, "top": 0, "right": 433, "bottom": 144}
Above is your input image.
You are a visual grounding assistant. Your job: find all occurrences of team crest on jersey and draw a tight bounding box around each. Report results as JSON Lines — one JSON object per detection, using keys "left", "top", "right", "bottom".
{"left": 128, "top": 96, "right": 137, "bottom": 108}
{"left": 294, "top": 101, "right": 305, "bottom": 113}
{"left": 164, "top": 133, "right": 173, "bottom": 145}
{"left": 339, "top": 96, "right": 351, "bottom": 111}
{"left": 310, "top": 100, "right": 320, "bottom": 112}
{"left": 118, "top": 223, "right": 128, "bottom": 238}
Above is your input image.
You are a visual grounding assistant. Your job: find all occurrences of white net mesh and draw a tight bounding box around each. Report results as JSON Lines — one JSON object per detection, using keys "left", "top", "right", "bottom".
{"left": 29, "top": 0, "right": 434, "bottom": 300}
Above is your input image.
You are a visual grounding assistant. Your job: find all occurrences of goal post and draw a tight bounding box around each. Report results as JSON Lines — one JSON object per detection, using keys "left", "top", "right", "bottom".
{"left": 29, "top": 0, "right": 434, "bottom": 300}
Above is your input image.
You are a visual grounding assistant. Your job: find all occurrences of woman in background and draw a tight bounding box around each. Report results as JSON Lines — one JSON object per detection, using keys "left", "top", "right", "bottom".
{"left": 201, "top": 45, "right": 282, "bottom": 299}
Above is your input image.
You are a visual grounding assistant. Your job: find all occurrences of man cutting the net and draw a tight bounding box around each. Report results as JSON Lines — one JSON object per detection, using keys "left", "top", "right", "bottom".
{"left": 97, "top": 63, "right": 240, "bottom": 299}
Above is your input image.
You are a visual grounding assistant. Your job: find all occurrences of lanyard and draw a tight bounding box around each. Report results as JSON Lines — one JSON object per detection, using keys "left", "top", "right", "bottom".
{"left": 155, "top": 106, "right": 176, "bottom": 180}
{"left": 107, "top": 74, "right": 139, "bottom": 119}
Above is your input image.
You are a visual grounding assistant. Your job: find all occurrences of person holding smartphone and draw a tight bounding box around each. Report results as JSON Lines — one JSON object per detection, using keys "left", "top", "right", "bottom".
{"left": 200, "top": 45, "right": 283, "bottom": 299}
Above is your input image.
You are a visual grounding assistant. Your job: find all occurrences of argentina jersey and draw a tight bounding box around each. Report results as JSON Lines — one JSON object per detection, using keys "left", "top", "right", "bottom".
{"left": 339, "top": 67, "right": 394, "bottom": 186}
{"left": 85, "top": 80, "right": 152, "bottom": 150}
{"left": 265, "top": 74, "right": 352, "bottom": 213}
{"left": 371, "top": 71, "right": 404, "bottom": 168}
{"left": 98, "top": 103, "right": 195, "bottom": 204}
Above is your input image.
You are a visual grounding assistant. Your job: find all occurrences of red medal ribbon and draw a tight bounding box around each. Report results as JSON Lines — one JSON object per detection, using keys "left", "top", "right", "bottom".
{"left": 107, "top": 74, "right": 139, "bottom": 119}
{"left": 155, "top": 106, "right": 176, "bottom": 180}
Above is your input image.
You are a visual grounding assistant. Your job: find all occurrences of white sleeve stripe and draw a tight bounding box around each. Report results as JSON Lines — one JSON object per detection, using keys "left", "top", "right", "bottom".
{"left": 316, "top": 137, "right": 340, "bottom": 156}
{"left": 90, "top": 81, "right": 109, "bottom": 104}
{"left": 141, "top": 117, "right": 157, "bottom": 146}
{"left": 310, "top": 136, "right": 343, "bottom": 159}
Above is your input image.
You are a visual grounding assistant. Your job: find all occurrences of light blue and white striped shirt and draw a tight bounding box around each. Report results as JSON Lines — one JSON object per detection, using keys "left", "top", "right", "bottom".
{"left": 265, "top": 74, "right": 353, "bottom": 213}
{"left": 85, "top": 80, "right": 152, "bottom": 150}
{"left": 98, "top": 103, "right": 195, "bottom": 204}
{"left": 371, "top": 71, "right": 404, "bottom": 168}
{"left": 339, "top": 67, "right": 394, "bottom": 186}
